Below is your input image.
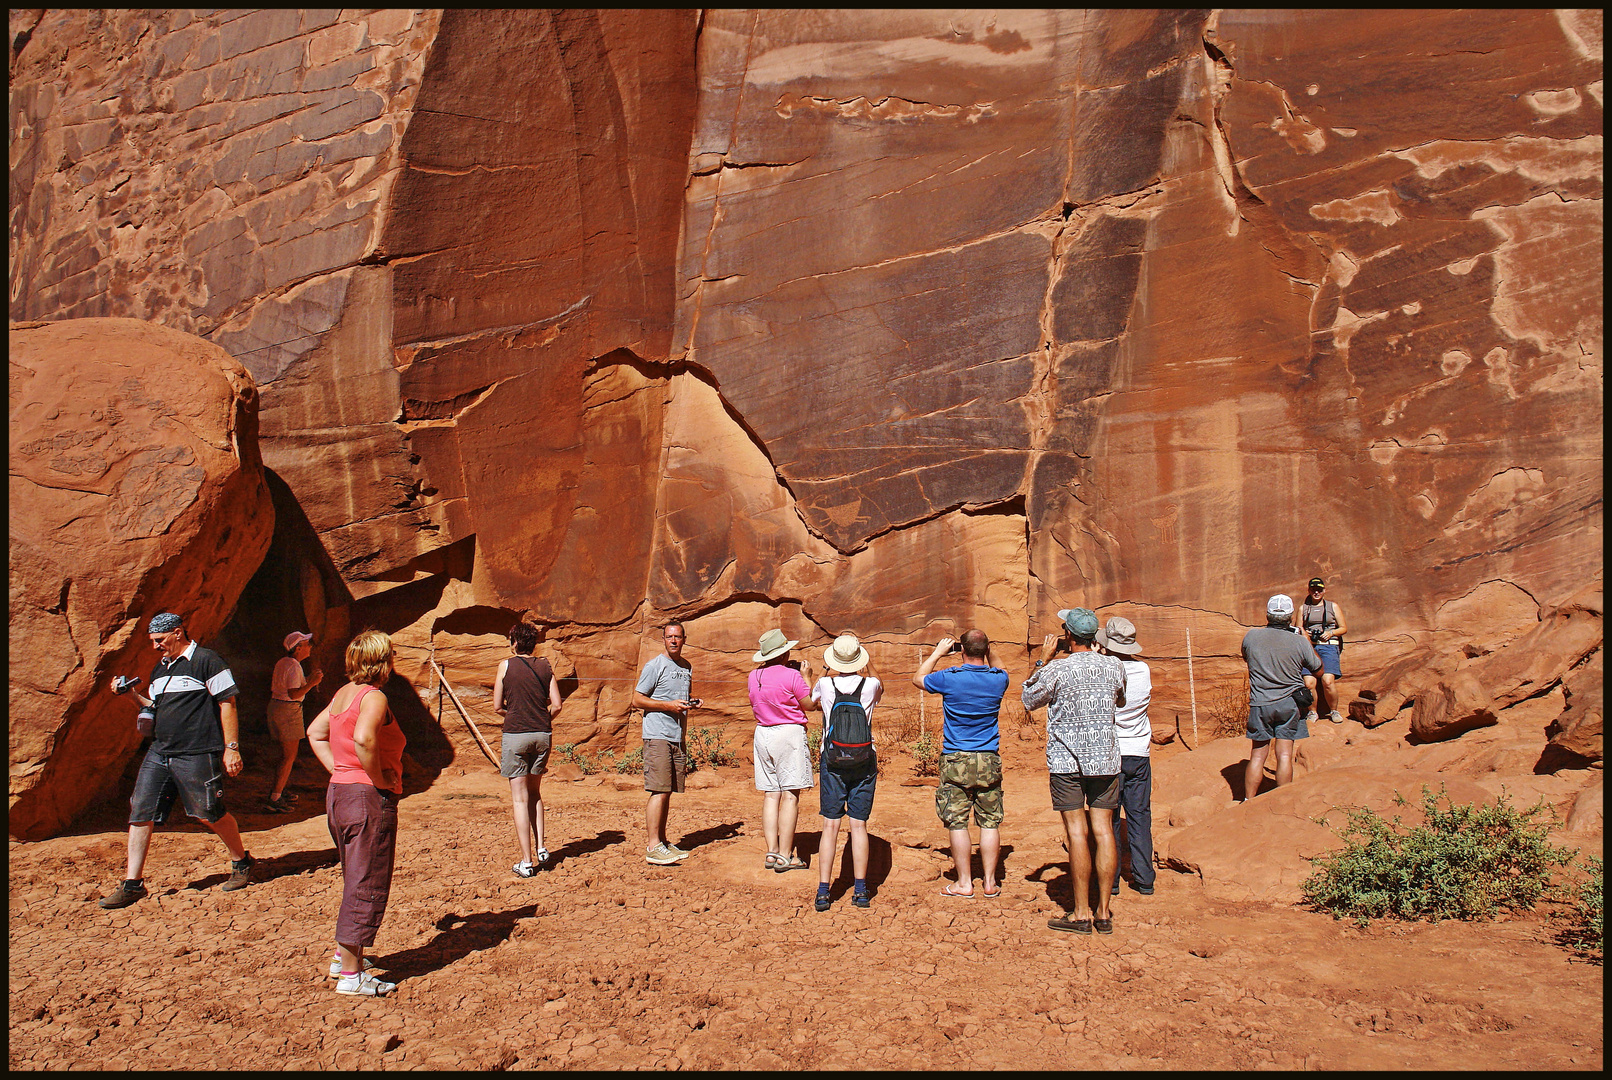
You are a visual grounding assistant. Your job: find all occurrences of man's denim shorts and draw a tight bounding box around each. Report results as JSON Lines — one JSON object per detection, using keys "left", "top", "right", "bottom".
{"left": 129, "top": 749, "right": 226, "bottom": 824}
{"left": 1247, "top": 698, "right": 1308, "bottom": 742}
{"left": 819, "top": 756, "right": 876, "bottom": 821}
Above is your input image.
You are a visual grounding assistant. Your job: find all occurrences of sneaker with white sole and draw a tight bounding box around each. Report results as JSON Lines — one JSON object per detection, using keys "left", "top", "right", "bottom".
{"left": 1329, "top": 710, "right": 1346, "bottom": 724}
{"left": 535, "top": 848, "right": 552, "bottom": 869}
{"left": 1304, "top": 711, "right": 1319, "bottom": 724}
{"left": 328, "top": 955, "right": 376, "bottom": 978}
{"left": 335, "top": 970, "right": 396, "bottom": 996}
{"left": 645, "top": 843, "right": 681, "bottom": 866}
{"left": 513, "top": 861, "right": 537, "bottom": 878}
{"left": 665, "top": 843, "right": 690, "bottom": 860}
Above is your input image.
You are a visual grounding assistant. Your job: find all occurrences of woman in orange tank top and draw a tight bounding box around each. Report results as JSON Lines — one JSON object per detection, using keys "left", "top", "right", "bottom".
{"left": 307, "top": 629, "right": 407, "bottom": 997}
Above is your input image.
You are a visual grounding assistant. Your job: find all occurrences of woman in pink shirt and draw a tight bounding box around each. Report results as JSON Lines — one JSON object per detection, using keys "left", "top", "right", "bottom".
{"left": 747, "top": 629, "right": 821, "bottom": 873}
{"left": 307, "top": 630, "right": 407, "bottom": 997}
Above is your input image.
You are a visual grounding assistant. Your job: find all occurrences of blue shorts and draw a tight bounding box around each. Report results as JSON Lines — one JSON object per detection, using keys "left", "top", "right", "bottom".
{"left": 819, "top": 756, "right": 876, "bottom": 821}
{"left": 1314, "top": 642, "right": 1342, "bottom": 677}
{"left": 1247, "top": 698, "right": 1308, "bottom": 742}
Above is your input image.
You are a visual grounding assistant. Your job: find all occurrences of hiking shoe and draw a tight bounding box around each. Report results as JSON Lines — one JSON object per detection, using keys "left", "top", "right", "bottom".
{"left": 851, "top": 888, "right": 871, "bottom": 909}
{"left": 646, "top": 843, "right": 681, "bottom": 866}
{"left": 99, "top": 880, "right": 147, "bottom": 910}
{"left": 263, "top": 795, "right": 294, "bottom": 814}
{"left": 335, "top": 970, "right": 396, "bottom": 997}
{"left": 222, "top": 853, "right": 254, "bottom": 892}
{"left": 328, "top": 955, "right": 376, "bottom": 978}
{"left": 512, "top": 861, "right": 537, "bottom": 878}
{"left": 1329, "top": 710, "right": 1346, "bottom": 724}
{"left": 1129, "top": 883, "right": 1155, "bottom": 896}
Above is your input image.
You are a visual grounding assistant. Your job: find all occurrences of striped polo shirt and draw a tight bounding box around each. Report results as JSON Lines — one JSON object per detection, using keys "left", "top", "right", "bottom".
{"left": 139, "top": 640, "right": 238, "bottom": 756}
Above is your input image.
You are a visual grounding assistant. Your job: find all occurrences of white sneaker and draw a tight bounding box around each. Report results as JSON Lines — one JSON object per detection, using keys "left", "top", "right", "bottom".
{"left": 1329, "top": 710, "right": 1346, "bottom": 724}
{"left": 646, "top": 843, "right": 680, "bottom": 865}
{"left": 335, "top": 970, "right": 396, "bottom": 996}
{"left": 535, "top": 848, "right": 551, "bottom": 868}
{"left": 513, "top": 861, "right": 537, "bottom": 878}
{"left": 1304, "top": 711, "right": 1319, "bottom": 724}
{"left": 328, "top": 954, "right": 376, "bottom": 978}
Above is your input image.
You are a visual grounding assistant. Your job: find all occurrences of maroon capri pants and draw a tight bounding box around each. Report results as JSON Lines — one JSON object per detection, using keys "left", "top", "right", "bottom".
{"left": 327, "top": 781, "right": 399, "bottom": 947}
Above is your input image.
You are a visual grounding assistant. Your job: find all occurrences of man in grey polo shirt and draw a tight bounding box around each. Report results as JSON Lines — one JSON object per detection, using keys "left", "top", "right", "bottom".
{"left": 1240, "top": 594, "right": 1322, "bottom": 801}
{"left": 632, "top": 622, "right": 694, "bottom": 865}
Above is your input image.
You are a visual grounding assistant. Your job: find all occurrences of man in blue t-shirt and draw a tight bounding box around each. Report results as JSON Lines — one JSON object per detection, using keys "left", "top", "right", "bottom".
{"left": 913, "top": 629, "right": 1010, "bottom": 898}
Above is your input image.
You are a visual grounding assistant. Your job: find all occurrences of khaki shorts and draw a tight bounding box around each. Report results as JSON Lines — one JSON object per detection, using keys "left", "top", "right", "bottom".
{"left": 1050, "top": 771, "right": 1120, "bottom": 812}
{"left": 501, "top": 731, "right": 551, "bottom": 778}
{"left": 935, "top": 751, "right": 1004, "bottom": 829}
{"left": 266, "top": 699, "right": 305, "bottom": 743}
{"left": 644, "top": 738, "right": 686, "bottom": 794}
{"left": 753, "top": 724, "right": 813, "bottom": 792}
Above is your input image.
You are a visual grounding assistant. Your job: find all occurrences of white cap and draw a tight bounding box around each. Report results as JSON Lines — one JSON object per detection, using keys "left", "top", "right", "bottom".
{"left": 1266, "top": 594, "right": 1294, "bottom": 617}
{"left": 283, "top": 630, "right": 313, "bottom": 651}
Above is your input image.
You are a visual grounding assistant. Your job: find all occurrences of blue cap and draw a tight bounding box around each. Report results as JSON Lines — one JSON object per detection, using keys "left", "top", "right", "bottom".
{"left": 1057, "top": 607, "right": 1099, "bottom": 639}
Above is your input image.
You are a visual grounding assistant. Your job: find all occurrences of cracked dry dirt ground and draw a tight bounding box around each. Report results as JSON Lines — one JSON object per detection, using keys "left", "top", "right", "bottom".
{"left": 9, "top": 735, "right": 1604, "bottom": 1071}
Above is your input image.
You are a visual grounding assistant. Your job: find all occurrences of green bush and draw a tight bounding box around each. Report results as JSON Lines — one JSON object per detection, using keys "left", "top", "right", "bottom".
{"left": 613, "top": 745, "right": 643, "bottom": 775}
{"left": 1301, "top": 784, "right": 1577, "bottom": 926}
{"left": 1558, "top": 855, "right": 1603, "bottom": 960}
{"left": 806, "top": 724, "right": 822, "bottom": 773}
{"left": 909, "top": 729, "right": 941, "bottom": 777}
{"left": 686, "top": 725, "right": 738, "bottom": 773}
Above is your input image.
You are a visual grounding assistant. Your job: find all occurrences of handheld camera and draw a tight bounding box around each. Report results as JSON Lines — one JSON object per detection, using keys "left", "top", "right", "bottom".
{"left": 112, "top": 675, "right": 142, "bottom": 695}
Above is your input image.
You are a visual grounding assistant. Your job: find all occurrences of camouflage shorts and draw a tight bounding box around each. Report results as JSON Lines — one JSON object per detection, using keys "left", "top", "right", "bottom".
{"left": 935, "top": 751, "right": 1004, "bottom": 830}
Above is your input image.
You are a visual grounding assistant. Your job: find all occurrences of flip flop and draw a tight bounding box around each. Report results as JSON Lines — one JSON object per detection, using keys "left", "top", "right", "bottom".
{"left": 981, "top": 886, "right": 1002, "bottom": 899}
{"left": 939, "top": 883, "right": 976, "bottom": 898}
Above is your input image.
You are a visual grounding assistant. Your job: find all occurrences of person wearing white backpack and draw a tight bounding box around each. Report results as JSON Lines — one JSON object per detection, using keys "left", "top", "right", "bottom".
{"left": 810, "top": 633, "right": 884, "bottom": 912}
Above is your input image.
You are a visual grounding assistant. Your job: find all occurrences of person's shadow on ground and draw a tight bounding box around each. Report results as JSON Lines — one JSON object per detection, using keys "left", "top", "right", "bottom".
{"left": 544, "top": 828, "right": 625, "bottom": 869}
{"left": 375, "top": 904, "right": 541, "bottom": 981}
{"left": 185, "top": 845, "right": 339, "bottom": 890}
{"left": 674, "top": 820, "right": 742, "bottom": 852}
{"left": 794, "top": 830, "right": 893, "bottom": 900}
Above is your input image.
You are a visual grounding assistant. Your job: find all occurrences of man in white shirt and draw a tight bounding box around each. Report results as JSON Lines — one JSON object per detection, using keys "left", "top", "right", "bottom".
{"left": 1096, "top": 616, "right": 1155, "bottom": 896}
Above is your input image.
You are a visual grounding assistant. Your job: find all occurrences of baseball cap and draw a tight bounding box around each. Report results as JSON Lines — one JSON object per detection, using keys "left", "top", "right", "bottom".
{"left": 284, "top": 630, "right": 313, "bottom": 651}
{"left": 1057, "top": 607, "right": 1100, "bottom": 639}
{"left": 1308, "top": 577, "right": 1326, "bottom": 589}
{"left": 1267, "top": 594, "right": 1295, "bottom": 617}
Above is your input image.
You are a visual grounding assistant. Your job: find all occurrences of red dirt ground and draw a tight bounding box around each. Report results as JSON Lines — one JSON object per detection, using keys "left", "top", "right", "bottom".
{"left": 8, "top": 731, "right": 1604, "bottom": 1071}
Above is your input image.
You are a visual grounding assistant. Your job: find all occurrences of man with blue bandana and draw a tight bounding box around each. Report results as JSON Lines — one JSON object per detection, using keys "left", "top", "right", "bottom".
{"left": 100, "top": 612, "right": 254, "bottom": 909}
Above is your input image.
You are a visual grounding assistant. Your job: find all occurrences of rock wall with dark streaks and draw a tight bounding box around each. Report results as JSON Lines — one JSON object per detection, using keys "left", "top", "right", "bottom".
{"left": 8, "top": 10, "right": 1602, "bottom": 830}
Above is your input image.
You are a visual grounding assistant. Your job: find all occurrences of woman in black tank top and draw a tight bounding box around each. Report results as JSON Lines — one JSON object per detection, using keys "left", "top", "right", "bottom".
{"left": 493, "top": 623, "right": 563, "bottom": 875}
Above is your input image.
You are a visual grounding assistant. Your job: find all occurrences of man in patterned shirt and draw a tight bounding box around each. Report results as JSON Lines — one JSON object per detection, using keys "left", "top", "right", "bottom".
{"left": 1022, "top": 607, "right": 1126, "bottom": 936}
{"left": 99, "top": 612, "right": 255, "bottom": 909}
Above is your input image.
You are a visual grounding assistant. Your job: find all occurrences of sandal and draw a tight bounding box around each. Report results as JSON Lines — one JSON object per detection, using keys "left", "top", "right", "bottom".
{"left": 939, "top": 882, "right": 975, "bottom": 898}
{"left": 764, "top": 852, "right": 783, "bottom": 870}
{"left": 775, "top": 854, "right": 808, "bottom": 873}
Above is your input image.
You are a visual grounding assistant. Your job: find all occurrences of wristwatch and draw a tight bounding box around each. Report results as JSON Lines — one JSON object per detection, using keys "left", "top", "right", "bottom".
{"left": 1034, "top": 659, "right": 1046, "bottom": 669}
{"left": 225, "top": 741, "right": 240, "bottom": 750}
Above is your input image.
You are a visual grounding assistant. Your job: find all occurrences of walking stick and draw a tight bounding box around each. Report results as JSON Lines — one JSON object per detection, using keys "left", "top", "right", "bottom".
{"left": 430, "top": 655, "right": 500, "bottom": 768}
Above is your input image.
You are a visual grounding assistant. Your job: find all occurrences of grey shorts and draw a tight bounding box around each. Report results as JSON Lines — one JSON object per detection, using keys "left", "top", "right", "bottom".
{"left": 1050, "top": 771, "right": 1120, "bottom": 812}
{"left": 644, "top": 738, "right": 686, "bottom": 794}
{"left": 266, "top": 699, "right": 305, "bottom": 743}
{"left": 129, "top": 749, "right": 226, "bottom": 825}
{"left": 1247, "top": 698, "right": 1309, "bottom": 742}
{"left": 500, "top": 731, "right": 552, "bottom": 778}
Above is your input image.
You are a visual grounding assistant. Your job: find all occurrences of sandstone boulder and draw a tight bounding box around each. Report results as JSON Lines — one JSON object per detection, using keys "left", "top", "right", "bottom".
{"left": 1565, "top": 780, "right": 1602, "bottom": 835}
{"left": 1541, "top": 660, "right": 1604, "bottom": 772}
{"left": 9, "top": 318, "right": 273, "bottom": 839}
{"left": 1411, "top": 670, "right": 1499, "bottom": 743}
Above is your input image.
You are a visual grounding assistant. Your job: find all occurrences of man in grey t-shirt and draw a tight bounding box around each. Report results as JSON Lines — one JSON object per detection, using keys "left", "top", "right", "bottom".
{"left": 1240, "top": 594, "right": 1322, "bottom": 801}
{"left": 632, "top": 622, "right": 694, "bottom": 865}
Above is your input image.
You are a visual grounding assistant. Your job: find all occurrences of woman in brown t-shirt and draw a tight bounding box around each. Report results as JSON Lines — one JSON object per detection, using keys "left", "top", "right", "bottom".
{"left": 493, "top": 621, "right": 562, "bottom": 876}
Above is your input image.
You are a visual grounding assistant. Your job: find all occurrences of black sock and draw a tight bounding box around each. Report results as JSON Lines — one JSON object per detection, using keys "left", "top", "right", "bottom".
{"left": 126, "top": 878, "right": 143, "bottom": 889}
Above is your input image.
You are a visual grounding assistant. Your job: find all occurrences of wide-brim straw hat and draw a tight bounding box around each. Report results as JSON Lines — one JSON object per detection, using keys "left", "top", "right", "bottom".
{"left": 752, "top": 628, "right": 798, "bottom": 664}
{"left": 823, "top": 633, "right": 869, "bottom": 673}
{"left": 1096, "top": 616, "right": 1142, "bottom": 655}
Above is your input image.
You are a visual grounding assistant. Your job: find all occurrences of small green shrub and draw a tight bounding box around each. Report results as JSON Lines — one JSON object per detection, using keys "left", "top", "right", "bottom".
{"left": 1557, "top": 855, "right": 1603, "bottom": 961}
{"left": 613, "top": 745, "right": 643, "bottom": 775}
{"left": 806, "top": 724, "right": 822, "bottom": 773}
{"left": 909, "top": 729, "right": 941, "bottom": 778}
{"left": 1301, "top": 784, "right": 1577, "bottom": 926}
{"left": 686, "top": 725, "right": 737, "bottom": 773}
